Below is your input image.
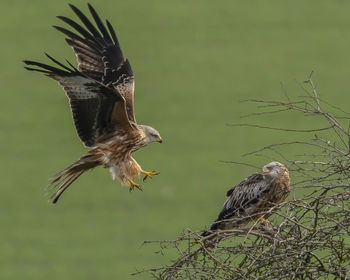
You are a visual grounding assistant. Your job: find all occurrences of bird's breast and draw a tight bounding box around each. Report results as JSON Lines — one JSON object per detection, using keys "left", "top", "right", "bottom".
{"left": 98, "top": 132, "right": 146, "bottom": 162}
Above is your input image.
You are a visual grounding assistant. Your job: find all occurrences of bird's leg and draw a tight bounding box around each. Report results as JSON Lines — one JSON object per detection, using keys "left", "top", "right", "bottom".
{"left": 128, "top": 179, "right": 142, "bottom": 192}
{"left": 142, "top": 170, "right": 160, "bottom": 182}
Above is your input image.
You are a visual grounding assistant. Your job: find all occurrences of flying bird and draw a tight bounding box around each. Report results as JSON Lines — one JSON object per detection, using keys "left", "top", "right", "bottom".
{"left": 24, "top": 4, "right": 163, "bottom": 203}
{"left": 202, "top": 162, "right": 290, "bottom": 237}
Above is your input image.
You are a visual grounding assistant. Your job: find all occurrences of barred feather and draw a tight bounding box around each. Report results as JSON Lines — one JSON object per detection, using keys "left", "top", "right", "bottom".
{"left": 48, "top": 153, "right": 102, "bottom": 203}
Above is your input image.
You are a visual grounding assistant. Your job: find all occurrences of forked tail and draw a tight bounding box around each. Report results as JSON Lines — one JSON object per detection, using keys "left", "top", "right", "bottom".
{"left": 48, "top": 152, "right": 102, "bottom": 203}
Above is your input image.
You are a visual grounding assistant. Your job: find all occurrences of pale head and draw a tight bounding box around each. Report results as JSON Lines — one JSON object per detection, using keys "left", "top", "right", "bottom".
{"left": 262, "top": 161, "right": 285, "bottom": 181}
{"left": 138, "top": 125, "right": 163, "bottom": 144}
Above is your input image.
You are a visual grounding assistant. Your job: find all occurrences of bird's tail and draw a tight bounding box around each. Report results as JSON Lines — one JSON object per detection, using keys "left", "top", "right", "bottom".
{"left": 201, "top": 221, "right": 219, "bottom": 238}
{"left": 48, "top": 152, "right": 102, "bottom": 203}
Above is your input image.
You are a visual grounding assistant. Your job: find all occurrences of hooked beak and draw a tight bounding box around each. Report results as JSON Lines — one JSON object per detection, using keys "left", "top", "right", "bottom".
{"left": 262, "top": 167, "right": 270, "bottom": 174}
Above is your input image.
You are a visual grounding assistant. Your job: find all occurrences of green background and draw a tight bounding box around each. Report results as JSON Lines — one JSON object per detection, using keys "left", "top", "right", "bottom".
{"left": 1, "top": 0, "right": 350, "bottom": 279}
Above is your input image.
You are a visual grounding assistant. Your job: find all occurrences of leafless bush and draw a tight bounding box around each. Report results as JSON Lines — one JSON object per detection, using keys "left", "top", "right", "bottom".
{"left": 134, "top": 73, "right": 350, "bottom": 280}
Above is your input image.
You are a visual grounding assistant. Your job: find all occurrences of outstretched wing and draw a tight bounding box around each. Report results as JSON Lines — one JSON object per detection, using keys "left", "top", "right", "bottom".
{"left": 54, "top": 4, "right": 136, "bottom": 123}
{"left": 24, "top": 54, "right": 133, "bottom": 147}
{"left": 217, "top": 173, "right": 270, "bottom": 222}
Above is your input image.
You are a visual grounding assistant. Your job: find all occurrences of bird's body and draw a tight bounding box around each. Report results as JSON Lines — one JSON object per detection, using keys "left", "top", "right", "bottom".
{"left": 97, "top": 128, "right": 147, "bottom": 184}
{"left": 202, "top": 162, "right": 290, "bottom": 237}
{"left": 24, "top": 4, "right": 162, "bottom": 203}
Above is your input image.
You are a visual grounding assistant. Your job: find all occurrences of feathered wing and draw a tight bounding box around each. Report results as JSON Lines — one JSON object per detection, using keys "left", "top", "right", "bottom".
{"left": 54, "top": 4, "right": 136, "bottom": 123}
{"left": 218, "top": 173, "right": 270, "bottom": 222}
{"left": 24, "top": 54, "right": 133, "bottom": 147}
{"left": 202, "top": 173, "right": 271, "bottom": 236}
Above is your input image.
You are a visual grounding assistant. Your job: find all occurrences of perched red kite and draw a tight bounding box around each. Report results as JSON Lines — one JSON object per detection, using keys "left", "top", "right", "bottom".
{"left": 202, "top": 162, "right": 290, "bottom": 237}
{"left": 24, "top": 4, "right": 162, "bottom": 203}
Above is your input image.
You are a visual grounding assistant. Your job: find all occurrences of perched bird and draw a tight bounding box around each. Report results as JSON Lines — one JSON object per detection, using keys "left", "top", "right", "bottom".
{"left": 24, "top": 4, "right": 163, "bottom": 203}
{"left": 202, "top": 162, "right": 290, "bottom": 237}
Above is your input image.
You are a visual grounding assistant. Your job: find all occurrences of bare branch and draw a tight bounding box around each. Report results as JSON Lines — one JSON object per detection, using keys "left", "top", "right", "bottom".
{"left": 226, "top": 123, "right": 335, "bottom": 133}
{"left": 137, "top": 76, "right": 350, "bottom": 280}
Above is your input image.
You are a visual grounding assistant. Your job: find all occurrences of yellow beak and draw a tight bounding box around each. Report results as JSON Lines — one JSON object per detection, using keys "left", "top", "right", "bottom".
{"left": 263, "top": 168, "right": 270, "bottom": 174}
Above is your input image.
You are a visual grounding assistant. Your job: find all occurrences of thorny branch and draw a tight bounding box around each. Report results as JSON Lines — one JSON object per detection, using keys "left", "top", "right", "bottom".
{"left": 134, "top": 75, "right": 350, "bottom": 280}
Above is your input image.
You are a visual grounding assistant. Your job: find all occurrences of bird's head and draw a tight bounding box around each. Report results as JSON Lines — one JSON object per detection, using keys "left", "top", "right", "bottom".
{"left": 262, "top": 161, "right": 286, "bottom": 181}
{"left": 139, "top": 125, "right": 163, "bottom": 144}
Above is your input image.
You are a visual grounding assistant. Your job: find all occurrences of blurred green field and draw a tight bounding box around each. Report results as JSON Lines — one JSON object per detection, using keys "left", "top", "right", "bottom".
{"left": 2, "top": 0, "right": 350, "bottom": 279}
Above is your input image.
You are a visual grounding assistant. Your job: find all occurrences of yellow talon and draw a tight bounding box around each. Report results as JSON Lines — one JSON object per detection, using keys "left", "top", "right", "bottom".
{"left": 260, "top": 217, "right": 271, "bottom": 226}
{"left": 142, "top": 170, "right": 160, "bottom": 182}
{"left": 128, "top": 180, "right": 142, "bottom": 192}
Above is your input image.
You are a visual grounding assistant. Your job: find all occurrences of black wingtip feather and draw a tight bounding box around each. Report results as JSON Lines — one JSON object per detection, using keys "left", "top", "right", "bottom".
{"left": 53, "top": 24, "right": 103, "bottom": 49}
{"left": 45, "top": 52, "right": 73, "bottom": 72}
{"left": 24, "top": 66, "right": 51, "bottom": 74}
{"left": 69, "top": 3, "right": 101, "bottom": 39}
{"left": 68, "top": 3, "right": 78, "bottom": 12}
{"left": 65, "top": 59, "right": 79, "bottom": 72}
{"left": 57, "top": 15, "right": 94, "bottom": 41}
{"left": 87, "top": 3, "right": 112, "bottom": 43}
{"left": 106, "top": 20, "right": 119, "bottom": 46}
{"left": 24, "top": 57, "right": 78, "bottom": 77}
{"left": 53, "top": 25, "right": 83, "bottom": 41}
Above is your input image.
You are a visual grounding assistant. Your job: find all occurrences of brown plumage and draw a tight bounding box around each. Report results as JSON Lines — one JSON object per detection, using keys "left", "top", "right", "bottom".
{"left": 202, "top": 162, "right": 290, "bottom": 237}
{"left": 24, "top": 4, "right": 162, "bottom": 203}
